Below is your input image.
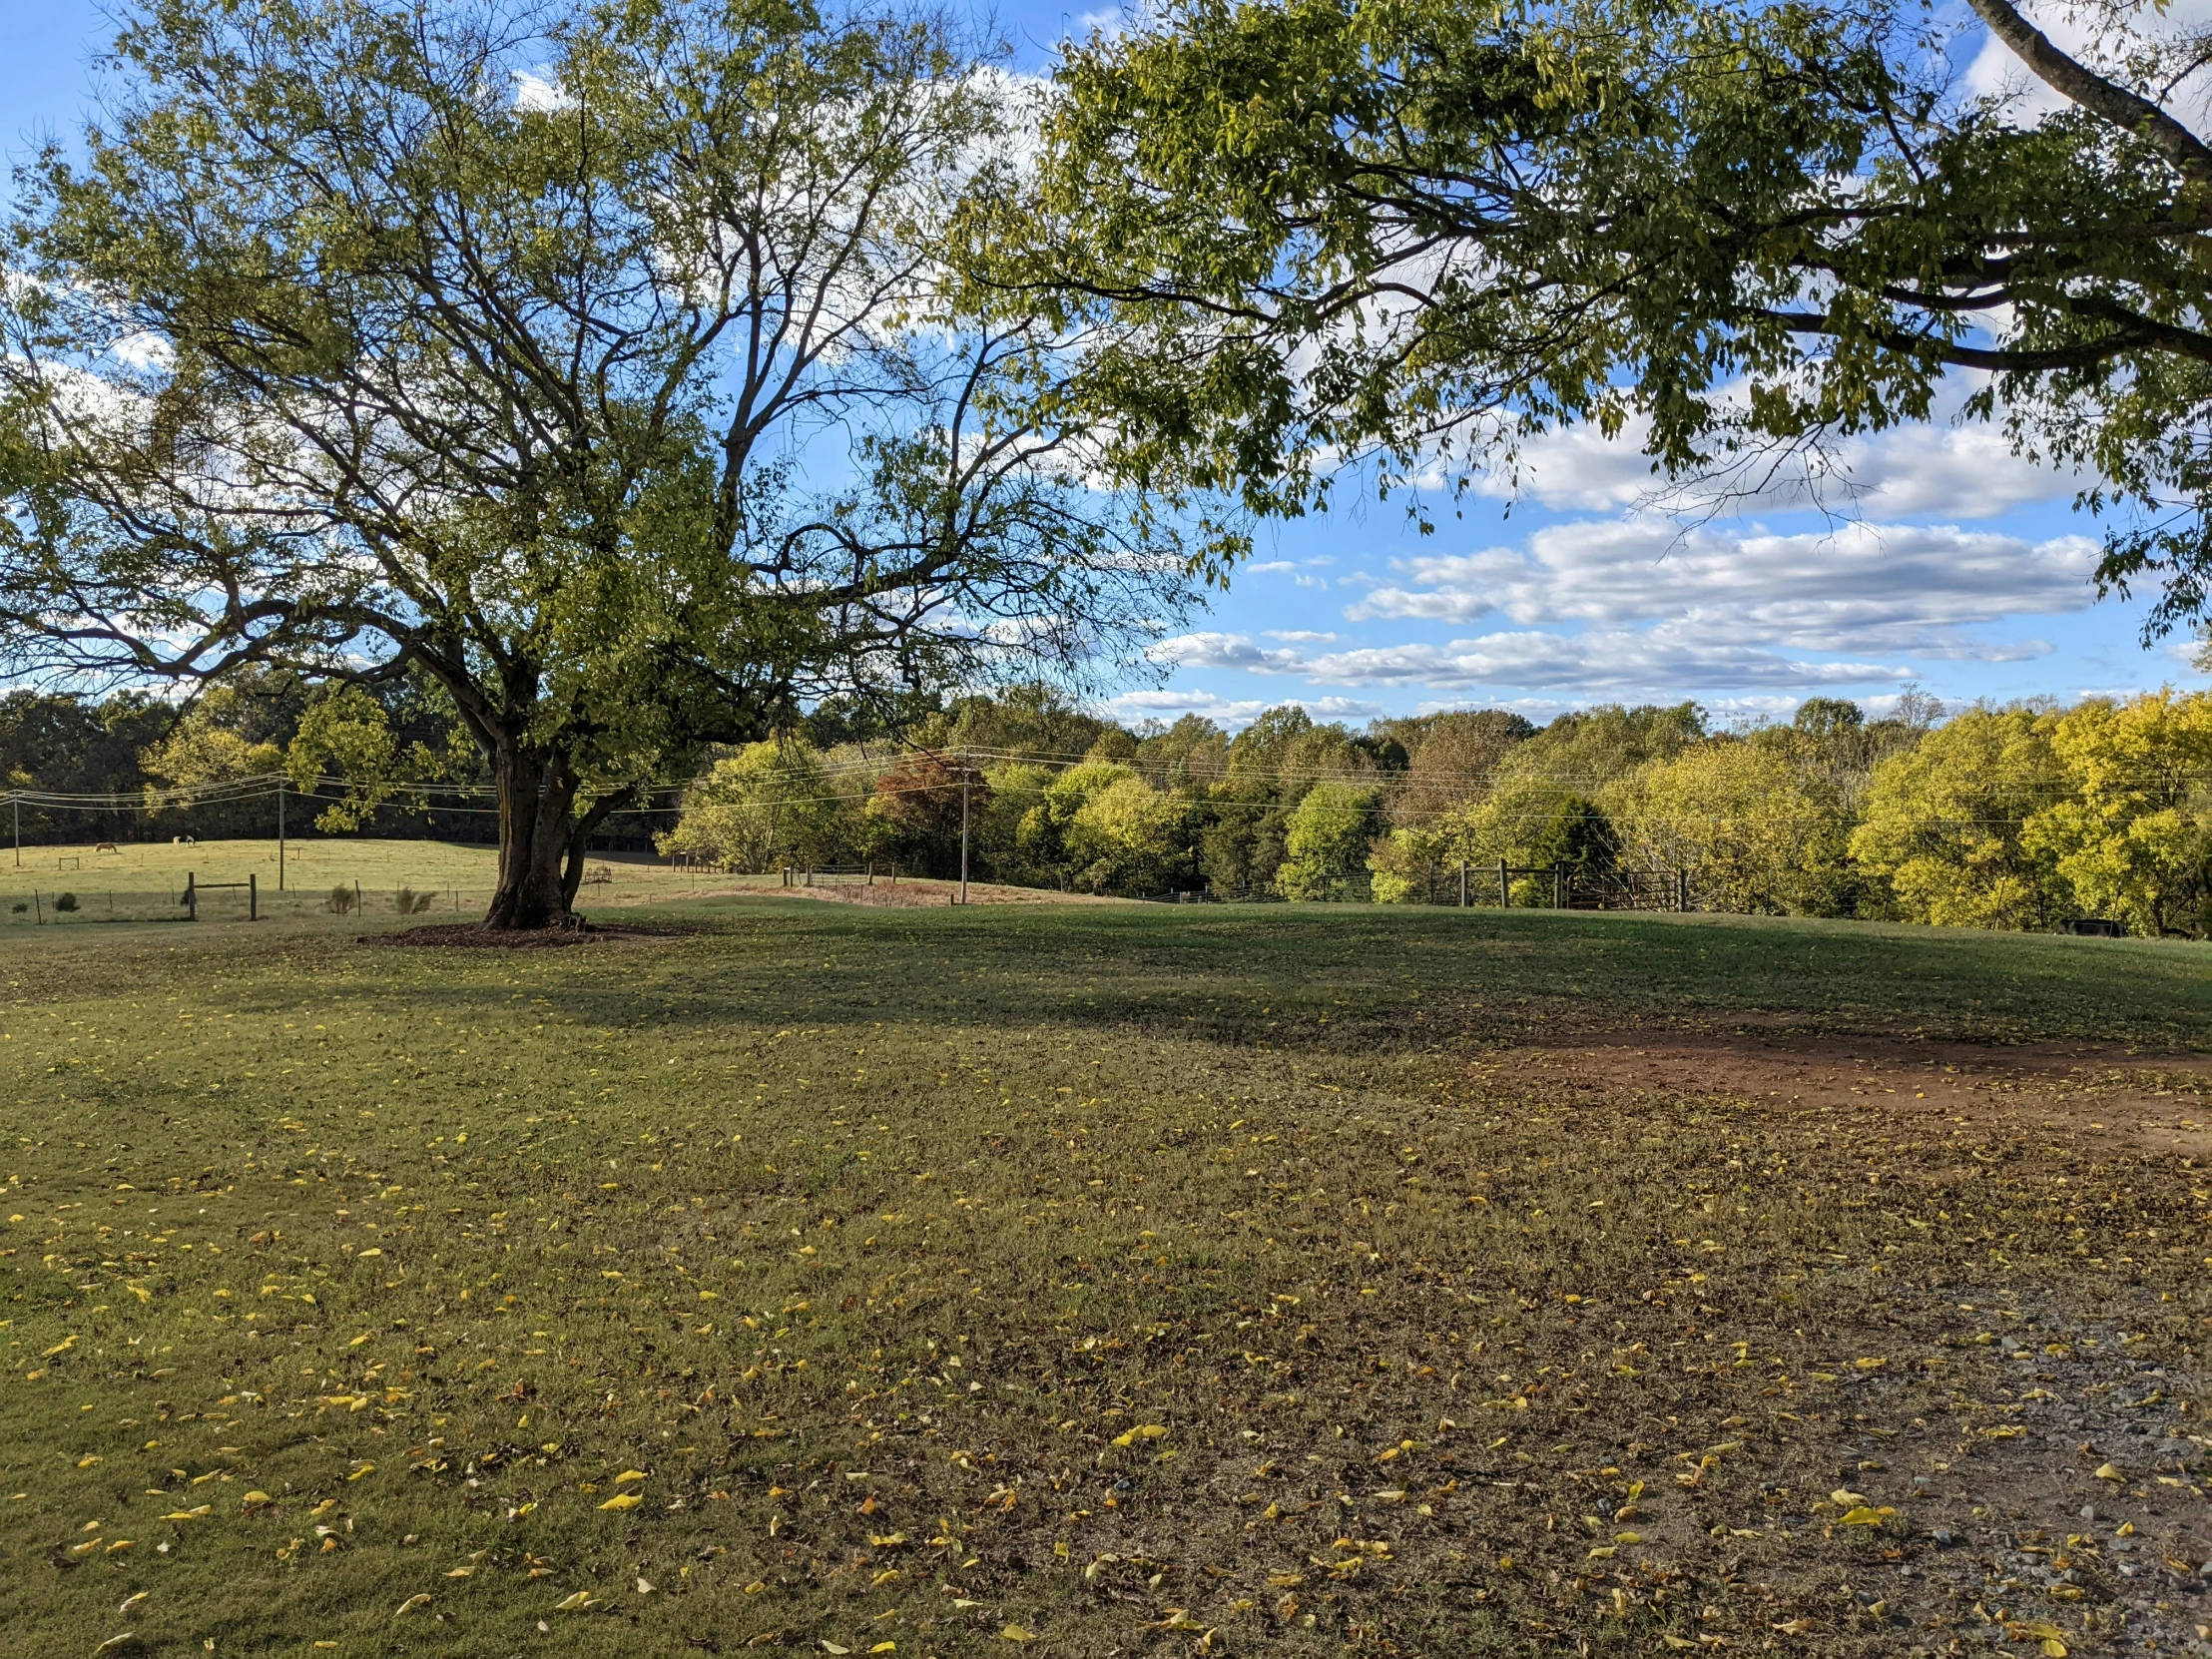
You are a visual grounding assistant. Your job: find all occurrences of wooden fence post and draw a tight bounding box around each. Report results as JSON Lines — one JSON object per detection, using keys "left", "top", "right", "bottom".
{"left": 1553, "top": 862, "right": 1565, "bottom": 909}
{"left": 186, "top": 871, "right": 197, "bottom": 922}
{"left": 1497, "top": 859, "right": 1508, "bottom": 907}
{"left": 1458, "top": 860, "right": 1467, "bottom": 907}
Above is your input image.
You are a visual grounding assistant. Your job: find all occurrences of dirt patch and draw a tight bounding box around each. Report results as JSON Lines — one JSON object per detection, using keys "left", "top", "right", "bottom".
{"left": 359, "top": 919, "right": 699, "bottom": 948}
{"left": 1533, "top": 1030, "right": 2212, "bottom": 1162}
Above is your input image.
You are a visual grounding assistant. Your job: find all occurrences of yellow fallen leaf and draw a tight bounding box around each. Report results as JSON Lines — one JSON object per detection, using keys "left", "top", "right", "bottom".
{"left": 1772, "top": 1618, "right": 1812, "bottom": 1635}
{"left": 1830, "top": 1488, "right": 1868, "bottom": 1508}
{"left": 394, "top": 1594, "right": 430, "bottom": 1617}
{"left": 357, "top": 1248, "right": 382, "bottom": 1258}
{"left": 1586, "top": 1545, "right": 1616, "bottom": 1560}
{"left": 445, "top": 1567, "right": 473, "bottom": 1578}
{"left": 1853, "top": 1358, "right": 1887, "bottom": 1371}
{"left": 552, "top": 1590, "right": 597, "bottom": 1611}
{"left": 597, "top": 1492, "right": 642, "bottom": 1511}
{"left": 999, "top": 1627, "right": 1037, "bottom": 1643}
{"left": 1839, "top": 1506, "right": 1890, "bottom": 1526}
{"left": 612, "top": 1470, "right": 648, "bottom": 1485}
{"left": 159, "top": 1507, "right": 212, "bottom": 1522}
{"left": 2093, "top": 1463, "right": 2125, "bottom": 1482}
{"left": 77, "top": 1455, "right": 102, "bottom": 1468}
{"left": 105, "top": 1539, "right": 133, "bottom": 1553}
{"left": 347, "top": 1464, "right": 375, "bottom": 1481}
{"left": 243, "top": 1492, "right": 273, "bottom": 1508}
{"left": 1110, "top": 1425, "right": 1168, "bottom": 1447}
{"left": 870, "top": 1646, "right": 895, "bottom": 1654}
{"left": 822, "top": 1645, "right": 850, "bottom": 1656}
{"left": 348, "top": 1333, "right": 375, "bottom": 1348}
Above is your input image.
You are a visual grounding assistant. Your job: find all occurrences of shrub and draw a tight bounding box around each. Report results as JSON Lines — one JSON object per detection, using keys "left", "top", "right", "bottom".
{"left": 395, "top": 886, "right": 418, "bottom": 913}
{"left": 9, "top": 901, "right": 26, "bottom": 914}
{"left": 53, "top": 891, "right": 78, "bottom": 911}
{"left": 327, "top": 883, "right": 357, "bottom": 915}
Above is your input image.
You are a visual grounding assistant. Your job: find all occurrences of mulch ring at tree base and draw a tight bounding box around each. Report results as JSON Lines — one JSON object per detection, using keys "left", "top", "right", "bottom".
{"left": 360, "top": 919, "right": 700, "bottom": 949}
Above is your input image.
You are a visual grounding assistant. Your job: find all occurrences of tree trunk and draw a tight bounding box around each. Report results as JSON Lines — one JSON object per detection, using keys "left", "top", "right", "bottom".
{"left": 486, "top": 745, "right": 583, "bottom": 930}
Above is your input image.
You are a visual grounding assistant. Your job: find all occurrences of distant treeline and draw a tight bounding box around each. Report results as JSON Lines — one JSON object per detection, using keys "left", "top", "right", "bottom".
{"left": 661, "top": 686, "right": 2212, "bottom": 937}
{"left": 0, "top": 670, "right": 676, "bottom": 848}
{"left": 12, "top": 675, "right": 2210, "bottom": 935}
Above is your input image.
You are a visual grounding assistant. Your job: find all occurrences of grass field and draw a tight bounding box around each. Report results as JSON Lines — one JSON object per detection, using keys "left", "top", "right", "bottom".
{"left": 2, "top": 898, "right": 2208, "bottom": 1658}
{"left": 0, "top": 838, "right": 816, "bottom": 929}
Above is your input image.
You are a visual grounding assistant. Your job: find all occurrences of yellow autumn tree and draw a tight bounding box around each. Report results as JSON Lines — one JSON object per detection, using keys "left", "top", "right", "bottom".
{"left": 657, "top": 737, "right": 855, "bottom": 872}
{"left": 1850, "top": 706, "right": 2069, "bottom": 929}
{"left": 1609, "top": 735, "right": 1853, "bottom": 915}
{"left": 2022, "top": 690, "right": 2212, "bottom": 936}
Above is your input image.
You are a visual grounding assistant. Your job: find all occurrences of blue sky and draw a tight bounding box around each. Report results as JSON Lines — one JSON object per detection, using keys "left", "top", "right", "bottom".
{"left": 5, "top": 0, "right": 2201, "bottom": 731}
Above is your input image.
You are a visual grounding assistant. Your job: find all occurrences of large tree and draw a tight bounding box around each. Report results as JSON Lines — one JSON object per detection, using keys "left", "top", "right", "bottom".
{"left": 969, "top": 0, "right": 2212, "bottom": 634}
{"left": 0, "top": 0, "right": 1218, "bottom": 926}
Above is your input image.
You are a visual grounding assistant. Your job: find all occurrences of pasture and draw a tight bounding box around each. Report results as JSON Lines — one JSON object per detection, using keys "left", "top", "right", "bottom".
{"left": 0, "top": 838, "right": 787, "bottom": 929}
{"left": 1, "top": 897, "right": 2207, "bottom": 1657}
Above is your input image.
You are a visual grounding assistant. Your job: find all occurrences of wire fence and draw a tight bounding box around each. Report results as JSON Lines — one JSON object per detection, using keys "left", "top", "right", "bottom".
{"left": 2, "top": 882, "right": 490, "bottom": 929}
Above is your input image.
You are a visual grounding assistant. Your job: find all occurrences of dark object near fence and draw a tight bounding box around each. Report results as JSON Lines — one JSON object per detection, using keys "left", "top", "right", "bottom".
{"left": 53, "top": 891, "right": 78, "bottom": 911}
{"left": 789, "top": 863, "right": 896, "bottom": 887}
{"left": 1481, "top": 860, "right": 1689, "bottom": 911}
{"left": 2064, "top": 916, "right": 2125, "bottom": 937}
{"left": 183, "top": 870, "right": 257, "bottom": 921}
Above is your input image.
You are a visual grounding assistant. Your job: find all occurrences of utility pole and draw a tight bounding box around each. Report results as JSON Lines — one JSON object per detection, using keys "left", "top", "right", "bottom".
{"left": 958, "top": 764, "right": 970, "bottom": 906}
{"left": 277, "top": 779, "right": 285, "bottom": 890}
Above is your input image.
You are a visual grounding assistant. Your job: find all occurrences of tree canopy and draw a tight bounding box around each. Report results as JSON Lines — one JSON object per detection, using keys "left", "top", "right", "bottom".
{"left": 969, "top": 0, "right": 2212, "bottom": 634}
{"left": 0, "top": 0, "right": 1219, "bottom": 925}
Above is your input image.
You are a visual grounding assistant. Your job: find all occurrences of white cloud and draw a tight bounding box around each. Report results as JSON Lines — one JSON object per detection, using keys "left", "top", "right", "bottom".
{"left": 1962, "top": 0, "right": 2212, "bottom": 128}
{"left": 1348, "top": 517, "right": 2097, "bottom": 660}
{"left": 112, "top": 332, "right": 174, "bottom": 372}
{"left": 1101, "top": 688, "right": 1269, "bottom": 727}
{"left": 1267, "top": 630, "right": 1342, "bottom": 643}
{"left": 1096, "top": 688, "right": 1381, "bottom": 728}
{"left": 1157, "top": 628, "right": 1913, "bottom": 692}
{"left": 1149, "top": 631, "right": 1308, "bottom": 673}
{"left": 512, "top": 70, "right": 573, "bottom": 112}
{"left": 1301, "top": 632, "right": 1913, "bottom": 692}
{"left": 1462, "top": 400, "right": 2077, "bottom": 520}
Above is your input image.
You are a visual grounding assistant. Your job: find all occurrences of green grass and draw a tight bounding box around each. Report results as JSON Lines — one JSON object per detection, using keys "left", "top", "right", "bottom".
{"left": 0, "top": 837, "right": 787, "bottom": 929}
{"left": 1, "top": 902, "right": 2207, "bottom": 1657}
